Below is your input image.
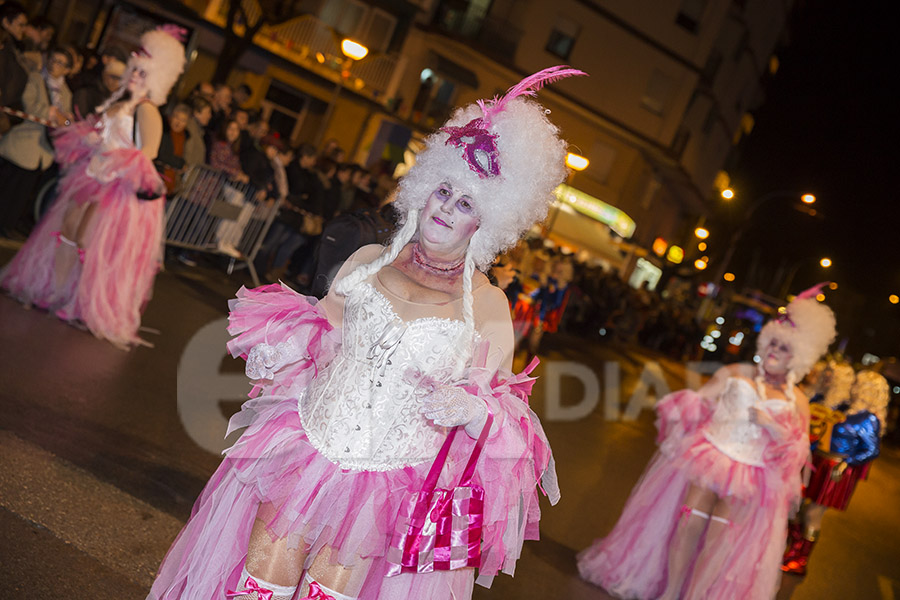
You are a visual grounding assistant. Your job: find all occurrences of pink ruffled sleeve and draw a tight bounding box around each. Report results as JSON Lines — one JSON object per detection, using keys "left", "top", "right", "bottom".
{"left": 226, "top": 283, "right": 342, "bottom": 398}
{"left": 655, "top": 389, "right": 714, "bottom": 446}
{"left": 53, "top": 118, "right": 101, "bottom": 166}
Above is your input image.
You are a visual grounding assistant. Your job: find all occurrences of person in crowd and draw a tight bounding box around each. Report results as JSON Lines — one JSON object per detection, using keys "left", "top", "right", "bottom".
{"left": 0, "top": 25, "right": 185, "bottom": 348}
{"left": 0, "top": 2, "right": 29, "bottom": 131}
{"left": 62, "top": 44, "right": 83, "bottom": 83}
{"left": 156, "top": 103, "right": 191, "bottom": 194}
{"left": 0, "top": 45, "right": 72, "bottom": 237}
{"left": 209, "top": 118, "right": 248, "bottom": 182}
{"left": 22, "top": 15, "right": 54, "bottom": 52}
{"left": 239, "top": 116, "right": 275, "bottom": 198}
{"left": 233, "top": 106, "right": 250, "bottom": 132}
{"left": 350, "top": 165, "right": 377, "bottom": 210}
{"left": 149, "top": 65, "right": 581, "bottom": 600}
{"left": 207, "top": 82, "right": 232, "bottom": 135}
{"left": 233, "top": 82, "right": 252, "bottom": 108}
{"left": 73, "top": 55, "right": 124, "bottom": 118}
{"left": 183, "top": 95, "right": 210, "bottom": 167}
{"left": 188, "top": 80, "right": 215, "bottom": 103}
{"left": 255, "top": 142, "right": 320, "bottom": 280}
{"left": 315, "top": 156, "right": 340, "bottom": 222}
{"left": 578, "top": 285, "right": 836, "bottom": 599}
{"left": 782, "top": 368, "right": 889, "bottom": 574}
{"left": 66, "top": 44, "right": 127, "bottom": 97}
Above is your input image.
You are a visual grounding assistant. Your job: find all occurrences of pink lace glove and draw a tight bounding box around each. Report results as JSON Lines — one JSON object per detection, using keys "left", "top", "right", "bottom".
{"left": 420, "top": 382, "right": 489, "bottom": 437}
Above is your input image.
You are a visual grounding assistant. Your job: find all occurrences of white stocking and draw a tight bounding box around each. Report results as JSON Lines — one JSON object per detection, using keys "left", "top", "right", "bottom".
{"left": 299, "top": 573, "right": 357, "bottom": 600}
{"left": 229, "top": 566, "right": 297, "bottom": 600}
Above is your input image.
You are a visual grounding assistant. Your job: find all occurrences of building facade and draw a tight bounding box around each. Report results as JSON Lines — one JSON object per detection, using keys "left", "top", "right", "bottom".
{"left": 35, "top": 0, "right": 796, "bottom": 273}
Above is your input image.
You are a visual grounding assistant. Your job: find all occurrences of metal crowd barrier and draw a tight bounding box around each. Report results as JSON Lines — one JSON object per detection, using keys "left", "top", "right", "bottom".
{"left": 163, "top": 165, "right": 281, "bottom": 286}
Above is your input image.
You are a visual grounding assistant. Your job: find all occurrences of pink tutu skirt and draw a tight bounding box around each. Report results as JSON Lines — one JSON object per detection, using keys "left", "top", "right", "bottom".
{"left": 578, "top": 389, "right": 808, "bottom": 600}
{"left": 150, "top": 285, "right": 556, "bottom": 599}
{"left": 0, "top": 120, "right": 164, "bottom": 347}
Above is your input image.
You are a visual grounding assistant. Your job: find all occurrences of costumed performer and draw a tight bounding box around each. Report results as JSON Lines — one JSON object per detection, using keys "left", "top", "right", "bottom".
{"left": 149, "top": 65, "right": 585, "bottom": 600}
{"left": 0, "top": 25, "right": 186, "bottom": 348}
{"left": 782, "top": 368, "right": 889, "bottom": 574}
{"left": 577, "top": 285, "right": 836, "bottom": 599}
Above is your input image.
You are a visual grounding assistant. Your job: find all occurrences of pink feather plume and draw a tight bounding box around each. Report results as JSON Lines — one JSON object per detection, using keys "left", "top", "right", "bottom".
{"left": 795, "top": 281, "right": 831, "bottom": 300}
{"left": 481, "top": 65, "right": 587, "bottom": 123}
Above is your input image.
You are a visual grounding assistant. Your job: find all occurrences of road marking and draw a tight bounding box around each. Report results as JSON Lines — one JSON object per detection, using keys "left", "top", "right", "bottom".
{"left": 0, "top": 431, "right": 183, "bottom": 588}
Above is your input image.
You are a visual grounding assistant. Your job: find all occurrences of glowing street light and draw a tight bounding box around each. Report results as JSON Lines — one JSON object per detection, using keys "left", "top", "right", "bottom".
{"left": 820, "top": 257, "right": 832, "bottom": 268}
{"left": 890, "top": 294, "right": 899, "bottom": 305}
{"left": 695, "top": 227, "right": 710, "bottom": 239}
{"left": 721, "top": 188, "right": 734, "bottom": 200}
{"left": 694, "top": 259, "right": 708, "bottom": 270}
{"left": 801, "top": 193, "right": 816, "bottom": 204}
{"left": 566, "top": 152, "right": 589, "bottom": 171}
{"left": 315, "top": 38, "right": 369, "bottom": 145}
{"left": 698, "top": 242, "right": 707, "bottom": 251}
{"left": 829, "top": 282, "right": 838, "bottom": 290}
{"left": 724, "top": 272, "right": 736, "bottom": 282}
{"left": 340, "top": 38, "right": 369, "bottom": 60}
{"left": 816, "top": 293, "right": 826, "bottom": 302}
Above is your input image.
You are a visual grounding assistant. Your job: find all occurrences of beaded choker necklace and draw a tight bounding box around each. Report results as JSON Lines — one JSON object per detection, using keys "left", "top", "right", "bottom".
{"left": 412, "top": 243, "right": 465, "bottom": 276}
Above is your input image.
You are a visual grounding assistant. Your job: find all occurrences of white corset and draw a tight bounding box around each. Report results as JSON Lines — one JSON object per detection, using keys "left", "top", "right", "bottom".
{"left": 300, "top": 282, "right": 471, "bottom": 471}
{"left": 702, "top": 378, "right": 790, "bottom": 467}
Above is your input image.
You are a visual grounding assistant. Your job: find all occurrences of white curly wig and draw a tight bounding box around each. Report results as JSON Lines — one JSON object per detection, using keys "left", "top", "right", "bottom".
{"left": 334, "top": 66, "right": 584, "bottom": 375}
{"left": 820, "top": 361, "right": 855, "bottom": 410}
{"left": 756, "top": 289, "right": 837, "bottom": 383}
{"left": 392, "top": 97, "right": 568, "bottom": 270}
{"left": 850, "top": 370, "right": 890, "bottom": 432}
{"left": 98, "top": 26, "right": 186, "bottom": 112}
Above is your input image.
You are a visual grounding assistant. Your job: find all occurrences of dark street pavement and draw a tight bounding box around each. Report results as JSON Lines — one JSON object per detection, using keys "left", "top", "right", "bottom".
{"left": 1, "top": 243, "right": 898, "bottom": 599}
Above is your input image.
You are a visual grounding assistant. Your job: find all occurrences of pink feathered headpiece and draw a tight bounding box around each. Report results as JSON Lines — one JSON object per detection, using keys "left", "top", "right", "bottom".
{"left": 440, "top": 66, "right": 585, "bottom": 179}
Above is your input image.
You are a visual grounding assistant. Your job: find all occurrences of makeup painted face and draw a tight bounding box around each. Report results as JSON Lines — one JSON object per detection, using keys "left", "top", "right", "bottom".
{"left": 417, "top": 183, "right": 479, "bottom": 256}
{"left": 127, "top": 66, "right": 149, "bottom": 98}
{"left": 762, "top": 338, "right": 792, "bottom": 377}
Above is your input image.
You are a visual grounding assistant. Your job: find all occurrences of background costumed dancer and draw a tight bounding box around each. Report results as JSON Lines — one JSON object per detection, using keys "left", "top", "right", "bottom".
{"left": 149, "top": 66, "right": 585, "bottom": 600}
{"left": 0, "top": 26, "right": 186, "bottom": 347}
{"left": 782, "top": 367, "right": 890, "bottom": 574}
{"left": 577, "top": 286, "right": 836, "bottom": 599}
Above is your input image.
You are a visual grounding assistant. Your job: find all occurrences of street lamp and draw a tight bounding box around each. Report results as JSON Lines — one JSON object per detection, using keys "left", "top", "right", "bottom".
{"left": 566, "top": 152, "right": 589, "bottom": 171}
{"left": 802, "top": 194, "right": 816, "bottom": 204}
{"left": 890, "top": 294, "right": 899, "bottom": 305}
{"left": 694, "top": 259, "right": 707, "bottom": 270}
{"left": 694, "top": 227, "right": 710, "bottom": 239}
{"left": 315, "top": 38, "right": 369, "bottom": 146}
{"left": 820, "top": 257, "right": 832, "bottom": 268}
{"left": 721, "top": 188, "right": 734, "bottom": 200}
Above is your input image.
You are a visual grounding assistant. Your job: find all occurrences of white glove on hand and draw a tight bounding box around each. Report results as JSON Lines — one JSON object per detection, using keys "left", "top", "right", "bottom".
{"left": 245, "top": 339, "right": 302, "bottom": 380}
{"left": 421, "top": 384, "right": 488, "bottom": 437}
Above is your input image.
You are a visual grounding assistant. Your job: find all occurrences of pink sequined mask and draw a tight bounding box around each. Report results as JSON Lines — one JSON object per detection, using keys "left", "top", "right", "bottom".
{"left": 441, "top": 118, "right": 501, "bottom": 179}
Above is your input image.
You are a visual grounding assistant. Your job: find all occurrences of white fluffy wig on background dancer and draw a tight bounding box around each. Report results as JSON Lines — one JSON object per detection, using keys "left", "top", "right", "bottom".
{"left": 149, "top": 65, "right": 585, "bottom": 600}
{"left": 578, "top": 285, "right": 837, "bottom": 599}
{"left": 0, "top": 26, "right": 186, "bottom": 348}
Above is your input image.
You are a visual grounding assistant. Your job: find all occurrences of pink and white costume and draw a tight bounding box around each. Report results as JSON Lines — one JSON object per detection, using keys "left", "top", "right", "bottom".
{"left": 148, "top": 280, "right": 558, "bottom": 599}
{"left": 577, "top": 378, "right": 809, "bottom": 599}
{"left": 0, "top": 113, "right": 165, "bottom": 346}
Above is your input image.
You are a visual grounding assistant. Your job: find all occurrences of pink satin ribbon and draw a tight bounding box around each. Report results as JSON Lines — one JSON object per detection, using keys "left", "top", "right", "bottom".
{"left": 305, "top": 581, "right": 336, "bottom": 600}
{"left": 226, "top": 576, "right": 273, "bottom": 600}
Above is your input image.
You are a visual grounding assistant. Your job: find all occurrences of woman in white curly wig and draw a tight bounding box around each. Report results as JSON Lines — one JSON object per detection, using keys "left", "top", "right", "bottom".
{"left": 0, "top": 26, "right": 185, "bottom": 348}
{"left": 149, "top": 66, "right": 584, "bottom": 600}
{"left": 579, "top": 284, "right": 837, "bottom": 599}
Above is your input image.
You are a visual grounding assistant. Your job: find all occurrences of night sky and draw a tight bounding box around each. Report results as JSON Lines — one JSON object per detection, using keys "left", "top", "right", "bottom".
{"left": 723, "top": 0, "right": 899, "bottom": 355}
